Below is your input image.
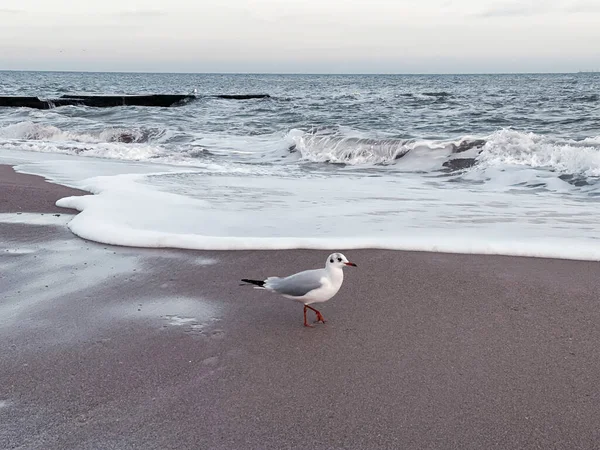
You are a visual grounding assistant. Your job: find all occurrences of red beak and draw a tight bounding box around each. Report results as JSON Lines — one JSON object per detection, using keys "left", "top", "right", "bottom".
{"left": 345, "top": 262, "right": 357, "bottom": 267}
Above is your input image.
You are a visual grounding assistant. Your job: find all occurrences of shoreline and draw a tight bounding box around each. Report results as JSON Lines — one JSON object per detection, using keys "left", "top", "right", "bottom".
{"left": 0, "top": 164, "right": 89, "bottom": 214}
{"left": 4, "top": 162, "right": 596, "bottom": 263}
{"left": 2, "top": 164, "right": 600, "bottom": 449}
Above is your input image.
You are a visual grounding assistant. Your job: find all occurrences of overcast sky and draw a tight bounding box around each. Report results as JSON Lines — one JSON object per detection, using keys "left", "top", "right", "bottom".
{"left": 1, "top": 0, "right": 599, "bottom": 73}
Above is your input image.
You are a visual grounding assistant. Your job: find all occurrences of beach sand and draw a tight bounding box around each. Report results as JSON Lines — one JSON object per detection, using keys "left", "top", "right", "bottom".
{"left": 1, "top": 164, "right": 600, "bottom": 449}
{"left": 0, "top": 165, "right": 89, "bottom": 214}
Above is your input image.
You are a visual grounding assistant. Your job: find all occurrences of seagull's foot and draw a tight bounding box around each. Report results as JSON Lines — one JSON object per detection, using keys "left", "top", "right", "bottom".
{"left": 314, "top": 313, "right": 327, "bottom": 324}
{"left": 303, "top": 322, "right": 315, "bottom": 328}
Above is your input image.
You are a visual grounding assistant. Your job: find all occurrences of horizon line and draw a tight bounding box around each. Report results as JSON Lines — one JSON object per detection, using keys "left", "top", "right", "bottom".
{"left": 0, "top": 69, "right": 595, "bottom": 76}
{"left": 0, "top": 69, "right": 600, "bottom": 76}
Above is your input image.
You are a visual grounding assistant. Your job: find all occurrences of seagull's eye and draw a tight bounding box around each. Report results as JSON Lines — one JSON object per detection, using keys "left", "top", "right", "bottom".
{"left": 330, "top": 258, "right": 334, "bottom": 263}
{"left": 337, "top": 257, "right": 342, "bottom": 262}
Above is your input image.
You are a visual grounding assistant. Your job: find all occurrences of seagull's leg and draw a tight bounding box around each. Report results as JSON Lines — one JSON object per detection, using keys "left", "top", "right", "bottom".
{"left": 303, "top": 305, "right": 314, "bottom": 327}
{"left": 305, "top": 304, "right": 326, "bottom": 324}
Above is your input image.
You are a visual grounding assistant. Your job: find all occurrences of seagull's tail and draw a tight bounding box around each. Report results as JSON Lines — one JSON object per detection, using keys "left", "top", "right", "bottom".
{"left": 241, "top": 278, "right": 266, "bottom": 288}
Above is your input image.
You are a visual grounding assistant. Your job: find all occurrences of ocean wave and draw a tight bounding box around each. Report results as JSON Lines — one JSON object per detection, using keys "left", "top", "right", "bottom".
{"left": 0, "top": 139, "right": 163, "bottom": 161}
{"left": 286, "top": 128, "right": 484, "bottom": 167}
{"left": 3, "top": 120, "right": 600, "bottom": 186}
{"left": 286, "top": 128, "right": 600, "bottom": 180}
{"left": 476, "top": 129, "right": 600, "bottom": 178}
{"left": 422, "top": 91, "right": 451, "bottom": 97}
{"left": 572, "top": 94, "right": 599, "bottom": 102}
{"left": 286, "top": 129, "right": 415, "bottom": 164}
{"left": 0, "top": 121, "right": 172, "bottom": 144}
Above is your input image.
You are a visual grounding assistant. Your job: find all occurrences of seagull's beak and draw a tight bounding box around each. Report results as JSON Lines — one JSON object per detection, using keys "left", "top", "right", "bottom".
{"left": 345, "top": 262, "right": 357, "bottom": 267}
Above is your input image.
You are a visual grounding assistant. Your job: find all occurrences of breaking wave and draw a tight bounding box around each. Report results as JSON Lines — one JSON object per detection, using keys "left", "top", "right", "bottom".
{"left": 0, "top": 121, "right": 172, "bottom": 144}
{"left": 2, "top": 121, "right": 600, "bottom": 186}
{"left": 287, "top": 128, "right": 600, "bottom": 181}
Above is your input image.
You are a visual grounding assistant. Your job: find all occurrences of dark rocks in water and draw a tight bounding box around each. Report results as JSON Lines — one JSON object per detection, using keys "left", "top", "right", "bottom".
{"left": 442, "top": 158, "right": 477, "bottom": 171}
{"left": 0, "top": 94, "right": 195, "bottom": 109}
{"left": 0, "top": 93, "right": 271, "bottom": 108}
{"left": 451, "top": 139, "right": 487, "bottom": 153}
{"left": 0, "top": 96, "right": 47, "bottom": 109}
{"left": 288, "top": 144, "right": 297, "bottom": 153}
{"left": 214, "top": 94, "right": 270, "bottom": 100}
{"left": 57, "top": 94, "right": 194, "bottom": 107}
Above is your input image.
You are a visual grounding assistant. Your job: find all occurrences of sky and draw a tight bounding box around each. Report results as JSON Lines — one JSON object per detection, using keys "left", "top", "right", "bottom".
{"left": 0, "top": 0, "right": 599, "bottom": 73}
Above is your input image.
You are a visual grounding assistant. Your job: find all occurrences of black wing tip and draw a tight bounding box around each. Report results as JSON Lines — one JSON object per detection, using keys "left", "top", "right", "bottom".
{"left": 241, "top": 278, "right": 265, "bottom": 287}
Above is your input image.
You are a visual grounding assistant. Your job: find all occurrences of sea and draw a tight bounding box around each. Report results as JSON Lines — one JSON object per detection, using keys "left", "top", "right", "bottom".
{"left": 1, "top": 71, "right": 600, "bottom": 260}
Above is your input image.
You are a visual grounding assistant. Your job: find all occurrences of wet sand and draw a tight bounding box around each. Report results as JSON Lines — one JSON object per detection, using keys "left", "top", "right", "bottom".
{"left": 0, "top": 165, "right": 89, "bottom": 214}
{"left": 1, "top": 164, "right": 600, "bottom": 449}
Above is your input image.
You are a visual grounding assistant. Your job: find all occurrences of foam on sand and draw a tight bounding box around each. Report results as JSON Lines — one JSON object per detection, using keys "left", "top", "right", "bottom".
{"left": 0, "top": 212, "right": 74, "bottom": 226}
{"left": 5, "top": 147, "right": 600, "bottom": 263}
{"left": 54, "top": 169, "right": 600, "bottom": 261}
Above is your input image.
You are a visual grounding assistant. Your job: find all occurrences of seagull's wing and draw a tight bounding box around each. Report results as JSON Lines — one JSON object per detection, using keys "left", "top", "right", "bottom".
{"left": 266, "top": 269, "right": 326, "bottom": 297}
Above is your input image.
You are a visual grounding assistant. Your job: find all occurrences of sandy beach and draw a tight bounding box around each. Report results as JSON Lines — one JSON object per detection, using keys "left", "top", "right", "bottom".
{"left": 2, "top": 163, "right": 600, "bottom": 450}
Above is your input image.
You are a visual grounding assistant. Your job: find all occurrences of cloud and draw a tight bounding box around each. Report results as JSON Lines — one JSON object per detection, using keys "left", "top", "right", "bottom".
{"left": 475, "top": 0, "right": 600, "bottom": 17}
{"left": 115, "top": 9, "right": 165, "bottom": 18}
{"left": 0, "top": 8, "right": 23, "bottom": 14}
{"left": 475, "top": 1, "right": 548, "bottom": 17}
{"left": 566, "top": 0, "right": 600, "bottom": 13}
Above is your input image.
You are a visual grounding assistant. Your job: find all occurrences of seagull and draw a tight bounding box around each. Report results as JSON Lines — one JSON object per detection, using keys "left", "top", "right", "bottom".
{"left": 241, "top": 252, "right": 357, "bottom": 327}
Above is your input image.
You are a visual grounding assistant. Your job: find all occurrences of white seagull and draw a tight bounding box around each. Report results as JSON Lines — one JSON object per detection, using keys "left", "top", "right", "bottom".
{"left": 241, "top": 252, "right": 357, "bottom": 327}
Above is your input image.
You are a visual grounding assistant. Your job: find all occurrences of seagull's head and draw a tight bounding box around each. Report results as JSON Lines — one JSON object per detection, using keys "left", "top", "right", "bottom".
{"left": 326, "top": 252, "right": 357, "bottom": 269}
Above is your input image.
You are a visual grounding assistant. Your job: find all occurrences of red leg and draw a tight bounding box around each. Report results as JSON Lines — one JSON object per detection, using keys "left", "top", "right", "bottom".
{"left": 305, "top": 304, "right": 327, "bottom": 324}
{"left": 303, "top": 305, "right": 314, "bottom": 327}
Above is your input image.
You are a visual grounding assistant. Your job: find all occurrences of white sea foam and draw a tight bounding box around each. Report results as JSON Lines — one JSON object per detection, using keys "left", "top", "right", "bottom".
{"left": 475, "top": 130, "right": 600, "bottom": 177}
{"left": 0, "top": 121, "right": 175, "bottom": 163}
{"left": 3, "top": 121, "right": 600, "bottom": 187}
{"left": 48, "top": 158, "right": 600, "bottom": 262}
{"left": 55, "top": 206, "right": 600, "bottom": 261}
{"left": 0, "top": 121, "right": 171, "bottom": 144}
{"left": 4, "top": 132, "right": 600, "bottom": 262}
{"left": 0, "top": 139, "right": 164, "bottom": 162}
{"left": 288, "top": 128, "right": 600, "bottom": 179}
{"left": 0, "top": 212, "right": 74, "bottom": 226}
